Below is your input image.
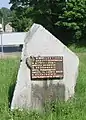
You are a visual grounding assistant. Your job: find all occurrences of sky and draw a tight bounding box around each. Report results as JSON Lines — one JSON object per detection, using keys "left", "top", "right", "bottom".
{"left": 0, "top": 0, "right": 11, "bottom": 9}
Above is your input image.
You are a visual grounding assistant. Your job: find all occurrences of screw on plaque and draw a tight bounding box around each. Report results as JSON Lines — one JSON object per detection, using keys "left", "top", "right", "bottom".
{"left": 26, "top": 57, "right": 33, "bottom": 69}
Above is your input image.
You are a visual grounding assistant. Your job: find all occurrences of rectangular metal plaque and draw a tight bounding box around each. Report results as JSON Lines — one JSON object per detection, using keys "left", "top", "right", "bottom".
{"left": 31, "top": 56, "right": 63, "bottom": 80}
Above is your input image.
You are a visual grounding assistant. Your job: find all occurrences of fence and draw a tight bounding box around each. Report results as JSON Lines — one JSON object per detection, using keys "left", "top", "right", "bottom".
{"left": 0, "top": 32, "right": 26, "bottom": 46}
{"left": 0, "top": 32, "right": 26, "bottom": 54}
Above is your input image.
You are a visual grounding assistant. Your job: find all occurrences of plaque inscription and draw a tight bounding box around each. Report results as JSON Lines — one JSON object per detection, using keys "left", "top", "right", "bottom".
{"left": 31, "top": 56, "right": 63, "bottom": 80}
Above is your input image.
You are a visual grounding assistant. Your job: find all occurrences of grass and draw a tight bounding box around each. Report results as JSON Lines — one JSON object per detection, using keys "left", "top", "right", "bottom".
{"left": 0, "top": 51, "right": 86, "bottom": 120}
{"left": 69, "top": 44, "right": 86, "bottom": 53}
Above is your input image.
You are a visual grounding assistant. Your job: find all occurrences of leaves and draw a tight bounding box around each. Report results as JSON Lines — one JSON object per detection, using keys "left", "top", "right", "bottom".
{"left": 56, "top": 0, "right": 86, "bottom": 43}
{"left": 9, "top": 0, "right": 86, "bottom": 45}
{"left": 0, "top": 7, "right": 12, "bottom": 27}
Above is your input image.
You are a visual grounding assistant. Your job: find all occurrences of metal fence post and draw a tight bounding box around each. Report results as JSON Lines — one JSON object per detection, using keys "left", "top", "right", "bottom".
{"left": 1, "top": 32, "right": 3, "bottom": 57}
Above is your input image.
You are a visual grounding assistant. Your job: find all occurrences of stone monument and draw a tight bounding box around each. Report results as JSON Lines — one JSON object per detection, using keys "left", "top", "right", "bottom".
{"left": 11, "top": 23, "right": 79, "bottom": 110}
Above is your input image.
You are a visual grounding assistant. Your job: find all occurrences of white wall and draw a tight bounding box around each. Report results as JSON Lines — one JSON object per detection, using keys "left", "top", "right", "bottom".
{"left": 0, "top": 32, "right": 26, "bottom": 46}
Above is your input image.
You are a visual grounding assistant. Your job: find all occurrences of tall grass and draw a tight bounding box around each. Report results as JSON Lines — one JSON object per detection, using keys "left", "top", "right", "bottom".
{"left": 0, "top": 53, "right": 86, "bottom": 120}
{"left": 69, "top": 44, "right": 86, "bottom": 53}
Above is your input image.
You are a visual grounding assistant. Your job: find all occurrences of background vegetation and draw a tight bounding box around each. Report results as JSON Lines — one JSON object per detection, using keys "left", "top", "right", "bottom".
{"left": 0, "top": 49, "right": 86, "bottom": 120}
{"left": 8, "top": 0, "right": 86, "bottom": 45}
{"left": 0, "top": 0, "right": 86, "bottom": 46}
{"left": 0, "top": 7, "right": 12, "bottom": 28}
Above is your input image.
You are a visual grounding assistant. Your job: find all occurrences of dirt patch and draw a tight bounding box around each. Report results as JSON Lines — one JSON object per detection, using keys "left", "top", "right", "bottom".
{"left": 0, "top": 52, "right": 21, "bottom": 59}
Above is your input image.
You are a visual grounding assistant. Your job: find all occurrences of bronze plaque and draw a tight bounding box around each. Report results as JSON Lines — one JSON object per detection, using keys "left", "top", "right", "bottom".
{"left": 31, "top": 56, "right": 63, "bottom": 80}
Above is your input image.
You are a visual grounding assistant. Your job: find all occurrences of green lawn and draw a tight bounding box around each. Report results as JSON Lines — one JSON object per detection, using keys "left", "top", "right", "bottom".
{"left": 0, "top": 52, "right": 86, "bottom": 120}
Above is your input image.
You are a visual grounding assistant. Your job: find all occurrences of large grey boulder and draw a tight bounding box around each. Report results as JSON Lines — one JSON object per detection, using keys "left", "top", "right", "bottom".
{"left": 11, "top": 23, "right": 79, "bottom": 110}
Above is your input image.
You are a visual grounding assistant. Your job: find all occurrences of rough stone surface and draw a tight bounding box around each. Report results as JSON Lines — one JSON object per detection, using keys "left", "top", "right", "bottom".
{"left": 11, "top": 23, "right": 79, "bottom": 110}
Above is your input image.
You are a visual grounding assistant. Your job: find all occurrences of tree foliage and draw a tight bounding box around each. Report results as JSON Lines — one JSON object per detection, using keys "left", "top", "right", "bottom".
{"left": 0, "top": 7, "right": 12, "bottom": 27}
{"left": 10, "top": 0, "right": 65, "bottom": 34}
{"left": 10, "top": 0, "right": 86, "bottom": 45}
{"left": 11, "top": 7, "right": 33, "bottom": 31}
{"left": 56, "top": 0, "right": 86, "bottom": 44}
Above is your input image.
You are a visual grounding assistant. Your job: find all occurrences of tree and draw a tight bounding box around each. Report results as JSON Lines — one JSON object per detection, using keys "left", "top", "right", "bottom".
{"left": 56, "top": 0, "right": 86, "bottom": 45}
{"left": 10, "top": 0, "right": 86, "bottom": 45}
{"left": 0, "top": 10, "right": 3, "bottom": 17}
{"left": 0, "top": 7, "right": 12, "bottom": 28}
{"left": 9, "top": 0, "right": 66, "bottom": 34}
{"left": 10, "top": 7, "right": 33, "bottom": 31}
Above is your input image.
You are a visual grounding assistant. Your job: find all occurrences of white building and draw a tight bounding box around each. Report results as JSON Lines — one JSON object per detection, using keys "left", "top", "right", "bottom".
{"left": 0, "top": 32, "right": 26, "bottom": 46}
{"left": 0, "top": 24, "right": 3, "bottom": 32}
{"left": 5, "top": 22, "right": 13, "bottom": 33}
